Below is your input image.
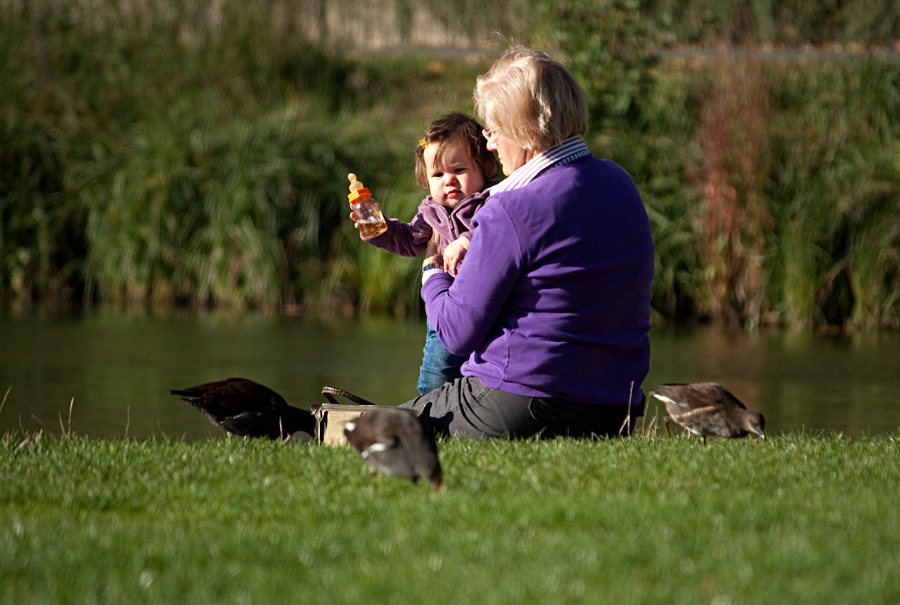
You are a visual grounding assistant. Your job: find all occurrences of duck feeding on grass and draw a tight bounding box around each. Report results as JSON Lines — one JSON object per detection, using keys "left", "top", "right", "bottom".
{"left": 171, "top": 377, "right": 315, "bottom": 440}
{"left": 650, "top": 382, "right": 766, "bottom": 445}
{"left": 343, "top": 403, "right": 442, "bottom": 489}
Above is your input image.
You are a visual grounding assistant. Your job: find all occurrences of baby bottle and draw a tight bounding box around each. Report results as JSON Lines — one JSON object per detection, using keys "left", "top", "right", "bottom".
{"left": 348, "top": 173, "right": 388, "bottom": 238}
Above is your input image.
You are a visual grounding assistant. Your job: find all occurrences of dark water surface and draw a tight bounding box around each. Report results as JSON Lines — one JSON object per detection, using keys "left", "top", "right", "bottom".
{"left": 2, "top": 308, "right": 899, "bottom": 439}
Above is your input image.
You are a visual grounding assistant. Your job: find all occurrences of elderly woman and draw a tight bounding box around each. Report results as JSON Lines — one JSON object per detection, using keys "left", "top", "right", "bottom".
{"left": 400, "top": 46, "right": 655, "bottom": 439}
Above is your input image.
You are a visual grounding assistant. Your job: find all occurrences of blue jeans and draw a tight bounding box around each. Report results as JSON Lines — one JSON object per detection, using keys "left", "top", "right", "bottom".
{"left": 417, "top": 319, "right": 468, "bottom": 395}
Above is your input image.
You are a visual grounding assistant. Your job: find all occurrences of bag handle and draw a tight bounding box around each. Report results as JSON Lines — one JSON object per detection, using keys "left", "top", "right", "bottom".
{"left": 321, "top": 386, "right": 376, "bottom": 406}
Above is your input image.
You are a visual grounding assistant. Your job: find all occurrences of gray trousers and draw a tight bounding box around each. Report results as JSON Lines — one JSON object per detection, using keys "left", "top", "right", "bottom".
{"left": 400, "top": 376, "right": 644, "bottom": 439}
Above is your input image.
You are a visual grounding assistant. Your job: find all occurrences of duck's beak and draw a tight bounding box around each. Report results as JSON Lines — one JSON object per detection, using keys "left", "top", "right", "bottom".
{"left": 431, "top": 467, "right": 443, "bottom": 491}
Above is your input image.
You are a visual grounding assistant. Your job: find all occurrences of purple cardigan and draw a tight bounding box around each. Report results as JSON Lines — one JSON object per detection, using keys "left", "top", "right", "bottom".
{"left": 361, "top": 189, "right": 491, "bottom": 256}
{"left": 421, "top": 155, "right": 654, "bottom": 406}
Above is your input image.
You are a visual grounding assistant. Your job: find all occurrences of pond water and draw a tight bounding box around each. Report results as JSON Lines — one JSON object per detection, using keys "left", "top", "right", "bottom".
{"left": 1, "top": 308, "right": 899, "bottom": 440}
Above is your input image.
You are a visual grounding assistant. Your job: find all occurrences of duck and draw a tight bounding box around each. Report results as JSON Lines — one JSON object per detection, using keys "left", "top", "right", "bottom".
{"left": 171, "top": 377, "right": 315, "bottom": 439}
{"left": 343, "top": 403, "right": 442, "bottom": 489}
{"left": 650, "top": 382, "right": 766, "bottom": 445}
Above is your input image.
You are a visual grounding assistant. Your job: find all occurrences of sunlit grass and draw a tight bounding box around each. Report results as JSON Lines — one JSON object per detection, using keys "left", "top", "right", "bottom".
{"left": 1, "top": 431, "right": 899, "bottom": 603}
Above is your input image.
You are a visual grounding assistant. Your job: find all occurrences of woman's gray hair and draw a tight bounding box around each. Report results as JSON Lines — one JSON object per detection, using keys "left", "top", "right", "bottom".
{"left": 474, "top": 46, "right": 588, "bottom": 153}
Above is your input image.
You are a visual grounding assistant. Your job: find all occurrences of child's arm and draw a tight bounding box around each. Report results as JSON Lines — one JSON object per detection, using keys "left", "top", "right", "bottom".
{"left": 443, "top": 235, "right": 471, "bottom": 277}
{"left": 350, "top": 201, "right": 433, "bottom": 257}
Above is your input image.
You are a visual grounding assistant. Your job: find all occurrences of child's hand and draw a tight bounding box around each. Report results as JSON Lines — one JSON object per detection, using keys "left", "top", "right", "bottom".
{"left": 349, "top": 202, "right": 382, "bottom": 231}
{"left": 443, "top": 236, "right": 470, "bottom": 277}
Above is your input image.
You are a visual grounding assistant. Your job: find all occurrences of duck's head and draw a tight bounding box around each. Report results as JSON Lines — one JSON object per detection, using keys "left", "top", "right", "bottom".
{"left": 745, "top": 411, "right": 766, "bottom": 440}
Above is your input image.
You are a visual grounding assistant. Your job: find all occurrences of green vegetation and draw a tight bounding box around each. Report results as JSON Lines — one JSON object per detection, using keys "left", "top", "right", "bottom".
{"left": 1, "top": 431, "right": 899, "bottom": 603}
{"left": 2, "top": 0, "right": 900, "bottom": 329}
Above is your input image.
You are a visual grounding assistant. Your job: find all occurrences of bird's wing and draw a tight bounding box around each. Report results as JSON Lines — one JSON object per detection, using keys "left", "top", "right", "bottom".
{"left": 670, "top": 405, "right": 718, "bottom": 420}
{"left": 175, "top": 380, "right": 287, "bottom": 416}
{"left": 722, "top": 390, "right": 748, "bottom": 410}
{"left": 364, "top": 440, "right": 419, "bottom": 480}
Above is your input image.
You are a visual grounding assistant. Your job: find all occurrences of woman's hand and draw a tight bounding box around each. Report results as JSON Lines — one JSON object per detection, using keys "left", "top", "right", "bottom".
{"left": 442, "top": 237, "right": 470, "bottom": 277}
{"left": 423, "top": 230, "right": 443, "bottom": 275}
{"left": 423, "top": 254, "right": 443, "bottom": 269}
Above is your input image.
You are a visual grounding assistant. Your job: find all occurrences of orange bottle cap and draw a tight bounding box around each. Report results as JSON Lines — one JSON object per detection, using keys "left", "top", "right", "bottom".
{"left": 348, "top": 187, "right": 371, "bottom": 203}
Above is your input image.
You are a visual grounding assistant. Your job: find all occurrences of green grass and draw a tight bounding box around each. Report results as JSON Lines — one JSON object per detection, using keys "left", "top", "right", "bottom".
{"left": 2, "top": 431, "right": 899, "bottom": 603}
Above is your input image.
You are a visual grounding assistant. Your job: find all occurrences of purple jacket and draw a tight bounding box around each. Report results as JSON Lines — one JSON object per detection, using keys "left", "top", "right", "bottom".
{"left": 421, "top": 155, "right": 654, "bottom": 406}
{"left": 362, "top": 189, "right": 491, "bottom": 256}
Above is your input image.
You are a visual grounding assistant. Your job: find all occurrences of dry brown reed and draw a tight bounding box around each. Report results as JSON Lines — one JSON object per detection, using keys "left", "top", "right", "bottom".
{"left": 691, "top": 55, "right": 773, "bottom": 329}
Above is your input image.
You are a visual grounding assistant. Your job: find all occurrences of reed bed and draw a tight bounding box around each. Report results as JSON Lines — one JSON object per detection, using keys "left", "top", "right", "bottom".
{"left": 2, "top": 0, "right": 900, "bottom": 329}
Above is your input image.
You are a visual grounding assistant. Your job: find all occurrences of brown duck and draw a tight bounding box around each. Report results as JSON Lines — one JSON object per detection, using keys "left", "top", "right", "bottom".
{"left": 343, "top": 403, "right": 442, "bottom": 489}
{"left": 171, "top": 377, "right": 315, "bottom": 439}
{"left": 651, "top": 382, "right": 766, "bottom": 445}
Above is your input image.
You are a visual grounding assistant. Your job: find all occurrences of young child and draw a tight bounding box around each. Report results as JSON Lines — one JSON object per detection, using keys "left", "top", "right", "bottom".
{"left": 351, "top": 112, "right": 500, "bottom": 395}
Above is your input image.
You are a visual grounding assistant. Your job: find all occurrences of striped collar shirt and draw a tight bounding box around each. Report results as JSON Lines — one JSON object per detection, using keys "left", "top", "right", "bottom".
{"left": 488, "top": 136, "right": 591, "bottom": 195}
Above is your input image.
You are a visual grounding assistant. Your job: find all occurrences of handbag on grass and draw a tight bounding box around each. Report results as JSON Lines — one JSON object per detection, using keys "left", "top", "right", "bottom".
{"left": 312, "top": 386, "right": 386, "bottom": 445}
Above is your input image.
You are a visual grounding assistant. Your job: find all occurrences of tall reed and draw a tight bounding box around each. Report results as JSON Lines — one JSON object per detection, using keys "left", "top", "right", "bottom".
{"left": 764, "top": 59, "right": 900, "bottom": 330}
{"left": 3, "top": 0, "right": 900, "bottom": 330}
{"left": 545, "top": 1, "right": 900, "bottom": 330}
{"left": 690, "top": 57, "right": 772, "bottom": 328}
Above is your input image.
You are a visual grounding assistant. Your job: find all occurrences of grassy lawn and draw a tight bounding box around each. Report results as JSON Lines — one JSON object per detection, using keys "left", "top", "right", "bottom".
{"left": 1, "top": 431, "right": 898, "bottom": 604}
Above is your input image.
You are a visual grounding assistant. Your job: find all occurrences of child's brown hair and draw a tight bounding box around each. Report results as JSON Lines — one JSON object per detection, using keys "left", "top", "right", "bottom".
{"left": 415, "top": 112, "right": 500, "bottom": 190}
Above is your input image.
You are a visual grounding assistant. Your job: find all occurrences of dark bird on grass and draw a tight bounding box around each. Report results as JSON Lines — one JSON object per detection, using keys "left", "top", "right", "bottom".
{"left": 650, "top": 382, "right": 766, "bottom": 445}
{"left": 171, "top": 377, "right": 315, "bottom": 439}
{"left": 343, "top": 403, "right": 442, "bottom": 489}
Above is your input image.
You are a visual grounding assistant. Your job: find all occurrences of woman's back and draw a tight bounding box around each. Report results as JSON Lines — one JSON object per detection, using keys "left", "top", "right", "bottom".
{"left": 434, "top": 154, "right": 654, "bottom": 405}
